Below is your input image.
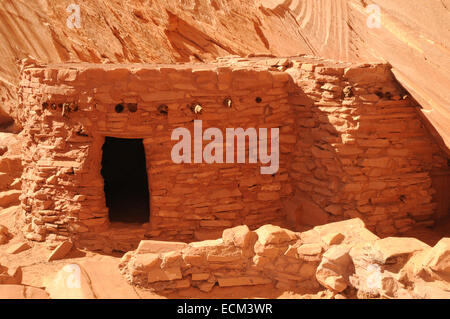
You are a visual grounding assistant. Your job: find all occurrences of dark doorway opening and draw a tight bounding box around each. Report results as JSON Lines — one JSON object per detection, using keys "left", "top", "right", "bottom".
{"left": 101, "top": 137, "right": 150, "bottom": 223}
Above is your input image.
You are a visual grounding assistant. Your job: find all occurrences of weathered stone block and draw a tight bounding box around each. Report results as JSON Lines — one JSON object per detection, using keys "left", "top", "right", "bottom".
{"left": 217, "top": 276, "right": 271, "bottom": 287}
{"left": 136, "top": 240, "right": 188, "bottom": 254}
{"left": 148, "top": 266, "right": 182, "bottom": 283}
{"left": 222, "top": 225, "right": 256, "bottom": 249}
{"left": 47, "top": 241, "right": 73, "bottom": 262}
{"left": 255, "top": 225, "right": 296, "bottom": 246}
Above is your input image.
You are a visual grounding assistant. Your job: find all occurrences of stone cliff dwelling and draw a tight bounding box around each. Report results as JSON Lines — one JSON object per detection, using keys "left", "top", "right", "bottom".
{"left": 16, "top": 55, "right": 450, "bottom": 250}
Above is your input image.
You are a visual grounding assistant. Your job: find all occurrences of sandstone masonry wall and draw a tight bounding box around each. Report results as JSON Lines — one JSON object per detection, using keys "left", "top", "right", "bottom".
{"left": 283, "top": 58, "right": 448, "bottom": 236}
{"left": 17, "top": 61, "right": 298, "bottom": 245}
{"left": 17, "top": 56, "right": 449, "bottom": 248}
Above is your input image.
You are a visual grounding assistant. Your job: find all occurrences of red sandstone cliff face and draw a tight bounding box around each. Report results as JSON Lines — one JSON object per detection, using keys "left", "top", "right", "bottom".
{"left": 0, "top": 0, "right": 449, "bottom": 155}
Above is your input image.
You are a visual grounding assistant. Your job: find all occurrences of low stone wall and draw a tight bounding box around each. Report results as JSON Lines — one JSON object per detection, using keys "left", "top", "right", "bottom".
{"left": 119, "top": 218, "right": 377, "bottom": 292}
{"left": 119, "top": 223, "right": 325, "bottom": 292}
{"left": 119, "top": 218, "right": 450, "bottom": 298}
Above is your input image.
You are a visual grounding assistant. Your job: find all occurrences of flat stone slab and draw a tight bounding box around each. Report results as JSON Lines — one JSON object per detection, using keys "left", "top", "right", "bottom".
{"left": 297, "top": 243, "right": 323, "bottom": 256}
{"left": 314, "top": 218, "right": 379, "bottom": 244}
{"left": 137, "top": 240, "right": 188, "bottom": 254}
{"left": 47, "top": 241, "right": 73, "bottom": 262}
{"left": 217, "top": 276, "right": 272, "bottom": 287}
{"left": 79, "top": 258, "right": 140, "bottom": 299}
{"left": 148, "top": 266, "right": 182, "bottom": 283}
{"left": 374, "top": 237, "right": 430, "bottom": 263}
{"left": 7, "top": 242, "right": 31, "bottom": 254}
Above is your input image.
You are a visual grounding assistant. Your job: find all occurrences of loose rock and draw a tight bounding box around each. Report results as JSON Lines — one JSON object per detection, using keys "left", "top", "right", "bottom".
{"left": 47, "top": 241, "right": 73, "bottom": 262}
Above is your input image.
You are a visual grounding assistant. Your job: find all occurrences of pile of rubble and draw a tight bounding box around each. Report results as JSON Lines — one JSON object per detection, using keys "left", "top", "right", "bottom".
{"left": 120, "top": 218, "right": 450, "bottom": 298}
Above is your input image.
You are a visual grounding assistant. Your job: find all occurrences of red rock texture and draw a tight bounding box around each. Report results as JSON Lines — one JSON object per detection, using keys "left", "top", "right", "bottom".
{"left": 1, "top": 1, "right": 448, "bottom": 158}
